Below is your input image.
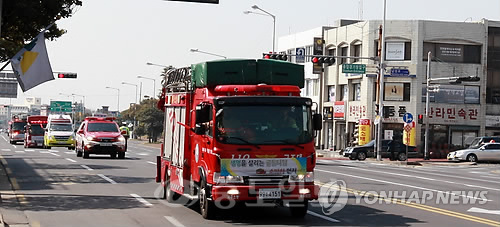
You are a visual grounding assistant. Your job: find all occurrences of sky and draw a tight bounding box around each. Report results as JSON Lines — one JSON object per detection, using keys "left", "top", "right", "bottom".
{"left": 1, "top": 0, "right": 499, "bottom": 111}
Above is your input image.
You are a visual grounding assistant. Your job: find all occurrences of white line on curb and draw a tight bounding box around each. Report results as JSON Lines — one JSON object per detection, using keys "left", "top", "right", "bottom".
{"left": 81, "top": 165, "right": 93, "bottom": 171}
{"left": 307, "top": 211, "right": 341, "bottom": 223}
{"left": 65, "top": 158, "right": 77, "bottom": 163}
{"left": 15, "top": 150, "right": 25, "bottom": 153}
{"left": 131, "top": 194, "right": 153, "bottom": 206}
{"left": 147, "top": 161, "right": 157, "bottom": 165}
{"left": 97, "top": 174, "right": 117, "bottom": 184}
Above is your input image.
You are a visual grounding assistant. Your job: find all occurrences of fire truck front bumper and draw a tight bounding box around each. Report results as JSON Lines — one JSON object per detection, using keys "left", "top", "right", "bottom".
{"left": 211, "top": 184, "right": 318, "bottom": 201}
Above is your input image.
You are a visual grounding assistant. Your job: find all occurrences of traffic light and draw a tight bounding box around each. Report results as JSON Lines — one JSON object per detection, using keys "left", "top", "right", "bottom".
{"left": 353, "top": 122, "right": 359, "bottom": 145}
{"left": 262, "top": 53, "right": 288, "bottom": 61}
{"left": 418, "top": 114, "right": 424, "bottom": 124}
{"left": 374, "top": 104, "right": 380, "bottom": 115}
{"left": 311, "top": 56, "right": 336, "bottom": 66}
{"left": 57, "top": 73, "right": 77, "bottom": 79}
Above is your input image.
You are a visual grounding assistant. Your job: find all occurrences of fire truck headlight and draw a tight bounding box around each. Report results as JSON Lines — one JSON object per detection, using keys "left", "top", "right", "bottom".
{"left": 227, "top": 189, "right": 240, "bottom": 195}
{"left": 289, "top": 172, "right": 314, "bottom": 183}
{"left": 213, "top": 172, "right": 226, "bottom": 184}
{"left": 213, "top": 173, "right": 244, "bottom": 184}
{"left": 225, "top": 175, "right": 244, "bottom": 184}
{"left": 299, "top": 188, "right": 311, "bottom": 194}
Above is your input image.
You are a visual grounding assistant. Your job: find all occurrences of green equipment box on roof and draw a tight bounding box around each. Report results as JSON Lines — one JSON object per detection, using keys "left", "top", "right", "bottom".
{"left": 191, "top": 59, "right": 304, "bottom": 88}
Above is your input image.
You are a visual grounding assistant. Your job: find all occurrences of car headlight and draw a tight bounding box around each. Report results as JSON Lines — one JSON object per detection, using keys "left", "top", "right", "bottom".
{"left": 213, "top": 172, "right": 244, "bottom": 184}
{"left": 289, "top": 172, "right": 314, "bottom": 183}
{"left": 117, "top": 136, "right": 125, "bottom": 142}
{"left": 86, "top": 136, "right": 96, "bottom": 141}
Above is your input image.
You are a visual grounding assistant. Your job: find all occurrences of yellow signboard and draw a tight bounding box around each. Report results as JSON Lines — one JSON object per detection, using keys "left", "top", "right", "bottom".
{"left": 358, "top": 119, "right": 371, "bottom": 145}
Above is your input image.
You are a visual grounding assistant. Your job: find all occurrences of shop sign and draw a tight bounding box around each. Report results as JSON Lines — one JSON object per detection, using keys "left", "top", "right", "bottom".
{"left": 333, "top": 101, "right": 345, "bottom": 119}
{"left": 426, "top": 106, "right": 479, "bottom": 122}
{"left": 358, "top": 119, "right": 371, "bottom": 145}
{"left": 348, "top": 105, "right": 367, "bottom": 120}
{"left": 485, "top": 115, "right": 500, "bottom": 127}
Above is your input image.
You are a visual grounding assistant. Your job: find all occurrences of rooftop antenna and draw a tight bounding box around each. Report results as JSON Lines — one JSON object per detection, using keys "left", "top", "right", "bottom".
{"left": 358, "top": 0, "right": 364, "bottom": 20}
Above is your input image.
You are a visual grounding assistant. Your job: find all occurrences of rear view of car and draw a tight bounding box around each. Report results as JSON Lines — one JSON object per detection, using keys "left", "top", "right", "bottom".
{"left": 25, "top": 116, "right": 48, "bottom": 148}
{"left": 9, "top": 118, "right": 27, "bottom": 144}
{"left": 75, "top": 117, "right": 127, "bottom": 159}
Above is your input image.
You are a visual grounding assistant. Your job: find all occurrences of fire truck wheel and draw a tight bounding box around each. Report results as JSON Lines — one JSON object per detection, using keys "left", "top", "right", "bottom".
{"left": 118, "top": 152, "right": 125, "bottom": 159}
{"left": 289, "top": 201, "right": 308, "bottom": 218}
{"left": 83, "top": 151, "right": 89, "bottom": 159}
{"left": 110, "top": 152, "right": 117, "bottom": 159}
{"left": 165, "top": 177, "right": 180, "bottom": 203}
{"left": 199, "top": 179, "right": 216, "bottom": 219}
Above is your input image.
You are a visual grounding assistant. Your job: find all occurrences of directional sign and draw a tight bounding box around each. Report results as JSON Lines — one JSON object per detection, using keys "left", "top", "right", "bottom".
{"left": 390, "top": 68, "right": 410, "bottom": 77}
{"left": 50, "top": 101, "right": 72, "bottom": 112}
{"left": 403, "top": 113, "right": 414, "bottom": 124}
{"left": 296, "top": 47, "right": 305, "bottom": 63}
{"left": 342, "top": 64, "right": 366, "bottom": 74}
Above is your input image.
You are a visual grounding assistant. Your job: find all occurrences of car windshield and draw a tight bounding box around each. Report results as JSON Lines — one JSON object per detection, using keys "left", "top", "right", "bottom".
{"left": 12, "top": 122, "right": 27, "bottom": 131}
{"left": 50, "top": 124, "right": 73, "bottom": 131}
{"left": 30, "top": 124, "right": 46, "bottom": 135}
{"left": 215, "top": 105, "right": 313, "bottom": 145}
{"left": 87, "top": 123, "right": 119, "bottom": 132}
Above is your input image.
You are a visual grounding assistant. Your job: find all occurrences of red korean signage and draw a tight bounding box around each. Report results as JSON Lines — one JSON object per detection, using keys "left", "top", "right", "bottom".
{"left": 333, "top": 101, "right": 345, "bottom": 119}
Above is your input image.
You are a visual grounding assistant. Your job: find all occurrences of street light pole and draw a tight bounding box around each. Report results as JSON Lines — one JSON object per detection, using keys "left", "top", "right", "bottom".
{"left": 189, "top": 48, "right": 227, "bottom": 59}
{"left": 424, "top": 51, "right": 431, "bottom": 160}
{"left": 122, "top": 82, "right": 139, "bottom": 139}
{"left": 105, "top": 86, "right": 120, "bottom": 113}
{"left": 146, "top": 62, "right": 169, "bottom": 68}
{"left": 376, "top": 0, "right": 387, "bottom": 161}
{"left": 137, "top": 75, "right": 156, "bottom": 98}
{"left": 71, "top": 93, "right": 85, "bottom": 122}
{"left": 245, "top": 5, "right": 276, "bottom": 52}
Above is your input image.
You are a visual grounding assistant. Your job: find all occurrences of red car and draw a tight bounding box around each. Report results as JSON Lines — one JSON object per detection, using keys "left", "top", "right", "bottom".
{"left": 74, "top": 117, "right": 127, "bottom": 159}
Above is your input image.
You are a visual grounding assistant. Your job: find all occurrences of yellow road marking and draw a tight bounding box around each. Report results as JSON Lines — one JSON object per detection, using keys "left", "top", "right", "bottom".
{"left": 315, "top": 181, "right": 500, "bottom": 227}
{"left": 5, "top": 167, "right": 12, "bottom": 175}
{"left": 0, "top": 154, "right": 7, "bottom": 165}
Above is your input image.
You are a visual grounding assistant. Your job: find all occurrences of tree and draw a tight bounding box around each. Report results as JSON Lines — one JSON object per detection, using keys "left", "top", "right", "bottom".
{"left": 0, "top": 0, "right": 82, "bottom": 62}
{"left": 136, "top": 98, "right": 164, "bottom": 142}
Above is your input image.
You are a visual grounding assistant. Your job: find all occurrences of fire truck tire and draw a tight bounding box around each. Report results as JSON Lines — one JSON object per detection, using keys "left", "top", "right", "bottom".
{"left": 110, "top": 152, "right": 117, "bottom": 159}
{"left": 289, "top": 201, "right": 308, "bottom": 218}
{"left": 118, "top": 152, "right": 125, "bottom": 159}
{"left": 199, "top": 179, "right": 216, "bottom": 219}
{"left": 165, "top": 177, "right": 181, "bottom": 203}
{"left": 83, "top": 151, "right": 89, "bottom": 159}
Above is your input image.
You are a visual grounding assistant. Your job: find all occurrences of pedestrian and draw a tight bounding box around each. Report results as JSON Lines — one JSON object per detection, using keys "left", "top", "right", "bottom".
{"left": 119, "top": 122, "right": 130, "bottom": 150}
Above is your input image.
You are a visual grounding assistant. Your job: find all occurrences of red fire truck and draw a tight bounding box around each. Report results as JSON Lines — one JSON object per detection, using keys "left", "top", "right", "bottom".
{"left": 155, "top": 59, "right": 322, "bottom": 219}
{"left": 24, "top": 116, "right": 48, "bottom": 148}
{"left": 8, "top": 116, "right": 27, "bottom": 144}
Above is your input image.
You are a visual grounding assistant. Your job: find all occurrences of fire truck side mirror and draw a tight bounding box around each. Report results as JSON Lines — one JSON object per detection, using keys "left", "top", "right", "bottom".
{"left": 195, "top": 104, "right": 211, "bottom": 124}
{"left": 313, "top": 114, "right": 322, "bottom": 130}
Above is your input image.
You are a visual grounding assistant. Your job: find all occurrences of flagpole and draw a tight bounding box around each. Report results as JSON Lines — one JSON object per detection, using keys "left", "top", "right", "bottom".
{"left": 0, "top": 22, "right": 56, "bottom": 72}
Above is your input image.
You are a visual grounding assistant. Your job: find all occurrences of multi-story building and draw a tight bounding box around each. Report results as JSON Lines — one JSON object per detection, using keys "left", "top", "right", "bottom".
{"left": 279, "top": 19, "right": 499, "bottom": 155}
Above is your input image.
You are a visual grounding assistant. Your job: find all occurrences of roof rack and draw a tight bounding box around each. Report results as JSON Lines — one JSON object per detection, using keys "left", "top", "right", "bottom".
{"left": 161, "top": 67, "right": 192, "bottom": 93}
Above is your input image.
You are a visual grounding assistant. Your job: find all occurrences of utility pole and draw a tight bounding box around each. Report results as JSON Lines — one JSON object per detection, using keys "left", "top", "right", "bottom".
{"left": 424, "top": 51, "right": 431, "bottom": 160}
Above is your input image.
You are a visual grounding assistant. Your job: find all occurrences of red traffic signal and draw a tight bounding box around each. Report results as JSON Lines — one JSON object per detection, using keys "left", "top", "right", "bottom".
{"left": 311, "top": 56, "right": 335, "bottom": 65}
{"left": 262, "top": 53, "right": 288, "bottom": 61}
{"left": 418, "top": 114, "right": 424, "bottom": 124}
{"left": 57, "top": 73, "right": 77, "bottom": 79}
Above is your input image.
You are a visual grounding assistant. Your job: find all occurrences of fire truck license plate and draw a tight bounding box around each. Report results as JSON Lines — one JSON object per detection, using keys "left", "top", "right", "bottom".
{"left": 258, "top": 188, "right": 281, "bottom": 199}
{"left": 100, "top": 143, "right": 112, "bottom": 146}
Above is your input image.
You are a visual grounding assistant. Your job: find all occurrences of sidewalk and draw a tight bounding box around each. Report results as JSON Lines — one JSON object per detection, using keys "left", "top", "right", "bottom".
{"left": 0, "top": 155, "right": 30, "bottom": 227}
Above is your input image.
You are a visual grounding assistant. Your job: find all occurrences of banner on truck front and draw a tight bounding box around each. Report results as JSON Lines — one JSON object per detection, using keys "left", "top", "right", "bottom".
{"left": 221, "top": 158, "right": 307, "bottom": 176}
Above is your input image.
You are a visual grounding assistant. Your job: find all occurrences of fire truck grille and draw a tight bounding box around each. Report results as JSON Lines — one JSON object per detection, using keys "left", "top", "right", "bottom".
{"left": 245, "top": 176, "right": 288, "bottom": 186}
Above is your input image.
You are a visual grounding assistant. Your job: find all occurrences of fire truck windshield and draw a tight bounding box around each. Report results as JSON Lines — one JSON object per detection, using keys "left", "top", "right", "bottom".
{"left": 215, "top": 105, "right": 313, "bottom": 145}
{"left": 50, "top": 124, "right": 73, "bottom": 131}
{"left": 12, "top": 122, "right": 27, "bottom": 131}
{"left": 30, "top": 124, "right": 46, "bottom": 135}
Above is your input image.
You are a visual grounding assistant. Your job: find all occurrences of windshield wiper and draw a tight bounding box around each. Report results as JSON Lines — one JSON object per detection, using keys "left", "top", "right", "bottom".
{"left": 223, "top": 136, "right": 260, "bottom": 149}
{"left": 264, "top": 140, "right": 304, "bottom": 149}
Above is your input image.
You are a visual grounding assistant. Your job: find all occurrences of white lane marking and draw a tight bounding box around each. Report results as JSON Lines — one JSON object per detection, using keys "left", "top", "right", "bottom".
{"left": 164, "top": 216, "right": 185, "bottom": 227}
{"left": 81, "top": 165, "right": 93, "bottom": 171}
{"left": 49, "top": 153, "right": 61, "bottom": 157}
{"left": 137, "top": 153, "right": 149, "bottom": 156}
{"left": 130, "top": 194, "right": 153, "bottom": 206}
{"left": 1, "top": 135, "right": 7, "bottom": 142}
{"left": 352, "top": 162, "right": 500, "bottom": 185}
{"left": 316, "top": 168, "right": 492, "bottom": 202}
{"left": 1, "top": 149, "right": 10, "bottom": 151}
{"left": 467, "top": 207, "right": 500, "bottom": 215}
{"left": 147, "top": 161, "right": 157, "bottom": 165}
{"left": 481, "top": 175, "right": 500, "bottom": 179}
{"left": 97, "top": 174, "right": 117, "bottom": 184}
{"left": 12, "top": 145, "right": 17, "bottom": 148}
{"left": 49, "top": 150, "right": 59, "bottom": 153}
{"left": 65, "top": 151, "right": 74, "bottom": 154}
{"left": 15, "top": 150, "right": 25, "bottom": 153}
{"left": 307, "top": 211, "right": 341, "bottom": 223}
{"left": 65, "top": 158, "right": 77, "bottom": 163}
{"left": 39, "top": 151, "right": 49, "bottom": 153}
{"left": 25, "top": 149, "right": 35, "bottom": 152}
{"left": 464, "top": 184, "right": 500, "bottom": 191}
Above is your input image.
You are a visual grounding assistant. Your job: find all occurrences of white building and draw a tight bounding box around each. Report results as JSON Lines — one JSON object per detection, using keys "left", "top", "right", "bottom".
{"left": 279, "top": 19, "right": 499, "bottom": 156}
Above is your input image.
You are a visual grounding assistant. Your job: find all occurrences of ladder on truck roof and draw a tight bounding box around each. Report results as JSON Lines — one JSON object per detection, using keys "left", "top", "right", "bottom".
{"left": 161, "top": 67, "right": 192, "bottom": 93}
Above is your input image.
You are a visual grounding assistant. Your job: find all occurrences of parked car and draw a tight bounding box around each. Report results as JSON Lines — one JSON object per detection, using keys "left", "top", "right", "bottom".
{"left": 447, "top": 143, "right": 500, "bottom": 162}
{"left": 343, "top": 139, "right": 418, "bottom": 161}
{"left": 74, "top": 117, "right": 128, "bottom": 159}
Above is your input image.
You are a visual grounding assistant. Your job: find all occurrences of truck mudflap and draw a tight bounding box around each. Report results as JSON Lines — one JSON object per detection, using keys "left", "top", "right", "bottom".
{"left": 211, "top": 184, "right": 318, "bottom": 201}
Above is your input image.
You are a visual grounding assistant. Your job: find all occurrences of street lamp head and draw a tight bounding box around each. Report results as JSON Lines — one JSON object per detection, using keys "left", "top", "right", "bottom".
{"left": 146, "top": 62, "right": 153, "bottom": 66}
{"left": 251, "top": 5, "right": 259, "bottom": 9}
{"left": 243, "top": 10, "right": 251, "bottom": 14}
{"left": 137, "top": 75, "right": 143, "bottom": 79}
{"left": 190, "top": 48, "right": 198, "bottom": 52}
